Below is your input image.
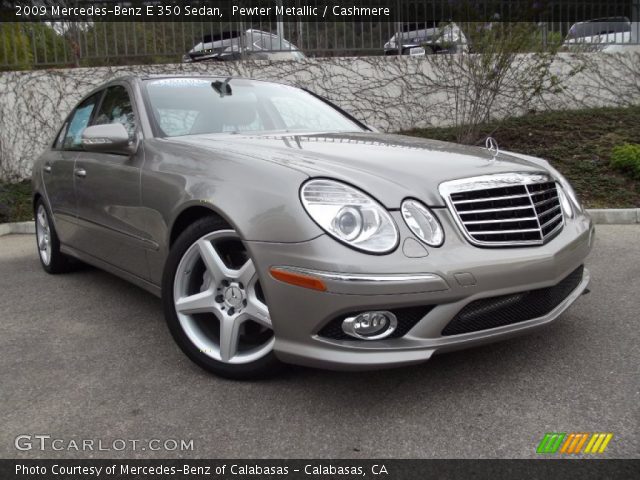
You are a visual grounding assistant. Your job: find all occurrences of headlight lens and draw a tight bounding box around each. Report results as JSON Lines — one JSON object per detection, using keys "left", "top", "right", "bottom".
{"left": 300, "top": 179, "right": 399, "bottom": 253}
{"left": 401, "top": 199, "right": 444, "bottom": 247}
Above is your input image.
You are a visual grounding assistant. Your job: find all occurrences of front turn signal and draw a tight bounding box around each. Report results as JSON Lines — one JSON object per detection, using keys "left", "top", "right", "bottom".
{"left": 270, "top": 268, "right": 327, "bottom": 292}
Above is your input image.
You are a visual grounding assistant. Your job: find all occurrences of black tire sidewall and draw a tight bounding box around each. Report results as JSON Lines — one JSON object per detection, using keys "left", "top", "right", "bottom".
{"left": 161, "top": 216, "right": 281, "bottom": 379}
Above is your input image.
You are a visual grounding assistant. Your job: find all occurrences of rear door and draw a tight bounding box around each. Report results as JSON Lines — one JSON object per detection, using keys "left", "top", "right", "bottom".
{"left": 42, "top": 92, "right": 102, "bottom": 245}
{"left": 73, "top": 83, "right": 150, "bottom": 279}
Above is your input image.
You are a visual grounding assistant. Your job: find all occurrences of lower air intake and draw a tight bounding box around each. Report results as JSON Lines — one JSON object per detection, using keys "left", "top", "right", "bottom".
{"left": 442, "top": 265, "right": 584, "bottom": 336}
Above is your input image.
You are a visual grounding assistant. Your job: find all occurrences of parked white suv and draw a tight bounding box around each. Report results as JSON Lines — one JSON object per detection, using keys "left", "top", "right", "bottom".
{"left": 564, "top": 17, "right": 639, "bottom": 52}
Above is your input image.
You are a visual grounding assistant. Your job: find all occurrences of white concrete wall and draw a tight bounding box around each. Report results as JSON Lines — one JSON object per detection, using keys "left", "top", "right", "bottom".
{"left": 0, "top": 51, "right": 638, "bottom": 180}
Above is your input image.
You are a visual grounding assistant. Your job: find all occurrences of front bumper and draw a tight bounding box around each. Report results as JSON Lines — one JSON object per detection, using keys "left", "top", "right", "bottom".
{"left": 246, "top": 210, "right": 594, "bottom": 370}
{"left": 384, "top": 43, "right": 467, "bottom": 55}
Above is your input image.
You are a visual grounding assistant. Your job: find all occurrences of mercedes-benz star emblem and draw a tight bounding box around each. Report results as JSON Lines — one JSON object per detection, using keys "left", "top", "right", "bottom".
{"left": 224, "top": 286, "right": 243, "bottom": 308}
{"left": 485, "top": 137, "right": 499, "bottom": 158}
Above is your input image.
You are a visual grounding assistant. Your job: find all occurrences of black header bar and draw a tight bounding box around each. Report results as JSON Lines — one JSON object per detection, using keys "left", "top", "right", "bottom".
{"left": 1, "top": 1, "right": 634, "bottom": 23}
{"left": 1, "top": 459, "right": 638, "bottom": 480}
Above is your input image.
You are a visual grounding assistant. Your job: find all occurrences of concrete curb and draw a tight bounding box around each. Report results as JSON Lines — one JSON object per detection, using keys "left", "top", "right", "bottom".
{"left": 587, "top": 209, "right": 640, "bottom": 225}
{"left": 1, "top": 210, "right": 639, "bottom": 237}
{"left": 0, "top": 221, "right": 35, "bottom": 236}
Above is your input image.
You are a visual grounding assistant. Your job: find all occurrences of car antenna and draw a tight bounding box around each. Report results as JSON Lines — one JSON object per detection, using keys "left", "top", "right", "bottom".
{"left": 212, "top": 77, "right": 233, "bottom": 97}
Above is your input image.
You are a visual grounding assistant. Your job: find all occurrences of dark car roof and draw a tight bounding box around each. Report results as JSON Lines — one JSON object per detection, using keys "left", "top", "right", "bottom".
{"left": 200, "top": 31, "right": 243, "bottom": 43}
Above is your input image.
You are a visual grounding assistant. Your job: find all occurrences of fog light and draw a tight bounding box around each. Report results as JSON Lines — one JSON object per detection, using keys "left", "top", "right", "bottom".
{"left": 342, "top": 311, "right": 397, "bottom": 340}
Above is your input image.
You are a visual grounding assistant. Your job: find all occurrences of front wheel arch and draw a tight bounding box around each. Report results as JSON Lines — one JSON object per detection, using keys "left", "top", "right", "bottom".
{"left": 168, "top": 205, "right": 231, "bottom": 248}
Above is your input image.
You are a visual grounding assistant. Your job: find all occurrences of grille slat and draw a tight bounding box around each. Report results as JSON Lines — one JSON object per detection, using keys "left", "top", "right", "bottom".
{"left": 529, "top": 187, "right": 557, "bottom": 197}
{"left": 458, "top": 205, "right": 534, "bottom": 215}
{"left": 534, "top": 196, "right": 559, "bottom": 208}
{"left": 537, "top": 204, "right": 561, "bottom": 218}
{"left": 470, "top": 228, "right": 541, "bottom": 235}
{"left": 463, "top": 216, "right": 539, "bottom": 225}
{"left": 540, "top": 213, "right": 563, "bottom": 230}
{"left": 453, "top": 193, "right": 531, "bottom": 205}
{"left": 444, "top": 174, "right": 564, "bottom": 247}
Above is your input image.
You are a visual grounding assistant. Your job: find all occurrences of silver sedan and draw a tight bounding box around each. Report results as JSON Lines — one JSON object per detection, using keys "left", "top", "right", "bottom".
{"left": 32, "top": 76, "right": 594, "bottom": 378}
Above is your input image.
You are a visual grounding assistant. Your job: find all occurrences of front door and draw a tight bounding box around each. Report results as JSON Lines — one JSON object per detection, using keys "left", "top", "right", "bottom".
{"left": 73, "top": 84, "right": 150, "bottom": 279}
{"left": 43, "top": 92, "right": 102, "bottom": 245}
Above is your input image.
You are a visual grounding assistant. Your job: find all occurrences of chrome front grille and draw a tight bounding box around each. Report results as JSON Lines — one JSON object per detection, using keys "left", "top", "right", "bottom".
{"left": 440, "top": 173, "right": 564, "bottom": 247}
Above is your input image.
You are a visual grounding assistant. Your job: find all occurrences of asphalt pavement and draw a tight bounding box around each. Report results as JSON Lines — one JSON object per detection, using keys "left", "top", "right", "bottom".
{"left": 1, "top": 226, "right": 638, "bottom": 459}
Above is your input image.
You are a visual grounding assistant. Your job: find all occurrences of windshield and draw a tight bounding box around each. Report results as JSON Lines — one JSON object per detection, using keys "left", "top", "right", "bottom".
{"left": 144, "top": 78, "right": 364, "bottom": 137}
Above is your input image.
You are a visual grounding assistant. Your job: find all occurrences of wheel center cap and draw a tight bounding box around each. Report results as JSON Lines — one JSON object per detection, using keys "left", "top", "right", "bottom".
{"left": 223, "top": 285, "right": 245, "bottom": 308}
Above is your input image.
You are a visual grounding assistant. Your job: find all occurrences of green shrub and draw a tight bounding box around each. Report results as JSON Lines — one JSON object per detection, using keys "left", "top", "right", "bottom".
{"left": 0, "top": 180, "right": 32, "bottom": 224}
{"left": 611, "top": 144, "right": 640, "bottom": 180}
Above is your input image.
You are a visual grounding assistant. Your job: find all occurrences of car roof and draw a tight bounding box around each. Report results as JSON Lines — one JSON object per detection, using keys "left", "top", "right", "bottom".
{"left": 87, "top": 75, "right": 295, "bottom": 91}
{"left": 199, "top": 29, "right": 277, "bottom": 44}
{"left": 139, "top": 74, "right": 291, "bottom": 86}
{"left": 572, "top": 17, "right": 630, "bottom": 26}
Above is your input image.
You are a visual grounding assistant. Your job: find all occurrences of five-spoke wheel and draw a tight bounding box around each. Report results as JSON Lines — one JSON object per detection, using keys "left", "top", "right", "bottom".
{"left": 35, "top": 203, "right": 52, "bottom": 266}
{"left": 34, "top": 199, "right": 71, "bottom": 274}
{"left": 163, "top": 217, "right": 281, "bottom": 378}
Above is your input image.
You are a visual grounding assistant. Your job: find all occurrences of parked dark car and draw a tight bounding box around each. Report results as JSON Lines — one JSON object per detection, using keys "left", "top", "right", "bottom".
{"left": 384, "top": 21, "right": 468, "bottom": 55}
{"left": 182, "top": 29, "right": 305, "bottom": 62}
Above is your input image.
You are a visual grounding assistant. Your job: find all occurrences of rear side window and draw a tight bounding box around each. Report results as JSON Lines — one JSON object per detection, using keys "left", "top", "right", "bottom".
{"left": 93, "top": 85, "right": 136, "bottom": 140}
{"left": 62, "top": 92, "right": 101, "bottom": 150}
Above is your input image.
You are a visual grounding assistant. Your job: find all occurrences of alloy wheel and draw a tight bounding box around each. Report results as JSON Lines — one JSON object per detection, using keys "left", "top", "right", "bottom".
{"left": 36, "top": 204, "right": 52, "bottom": 266}
{"left": 172, "top": 230, "right": 273, "bottom": 364}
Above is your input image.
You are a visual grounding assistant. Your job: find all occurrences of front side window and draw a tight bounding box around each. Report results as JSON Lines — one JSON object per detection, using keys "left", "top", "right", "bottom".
{"left": 53, "top": 121, "right": 69, "bottom": 149}
{"left": 144, "top": 78, "right": 364, "bottom": 137}
{"left": 93, "top": 85, "right": 136, "bottom": 140}
{"left": 62, "top": 92, "right": 101, "bottom": 150}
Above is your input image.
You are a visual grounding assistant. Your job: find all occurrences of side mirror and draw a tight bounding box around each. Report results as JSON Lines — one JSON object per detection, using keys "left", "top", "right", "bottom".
{"left": 81, "top": 123, "right": 135, "bottom": 154}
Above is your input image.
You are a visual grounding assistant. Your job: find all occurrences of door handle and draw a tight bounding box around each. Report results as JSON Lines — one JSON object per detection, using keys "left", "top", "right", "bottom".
{"left": 74, "top": 168, "right": 87, "bottom": 178}
{"left": 43, "top": 163, "right": 52, "bottom": 173}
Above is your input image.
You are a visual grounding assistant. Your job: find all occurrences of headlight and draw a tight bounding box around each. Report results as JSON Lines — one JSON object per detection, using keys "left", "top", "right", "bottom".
{"left": 401, "top": 199, "right": 444, "bottom": 247}
{"left": 300, "top": 179, "right": 399, "bottom": 253}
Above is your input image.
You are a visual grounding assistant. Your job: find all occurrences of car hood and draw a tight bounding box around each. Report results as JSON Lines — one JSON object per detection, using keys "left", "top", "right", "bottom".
{"left": 168, "top": 132, "right": 552, "bottom": 207}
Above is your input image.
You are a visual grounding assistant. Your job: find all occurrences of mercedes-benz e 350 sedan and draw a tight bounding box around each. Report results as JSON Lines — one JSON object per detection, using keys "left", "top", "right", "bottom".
{"left": 32, "top": 76, "right": 594, "bottom": 378}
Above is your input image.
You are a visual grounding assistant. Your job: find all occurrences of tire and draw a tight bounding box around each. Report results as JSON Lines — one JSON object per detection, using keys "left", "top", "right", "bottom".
{"left": 34, "top": 199, "right": 72, "bottom": 274}
{"left": 162, "top": 216, "right": 282, "bottom": 379}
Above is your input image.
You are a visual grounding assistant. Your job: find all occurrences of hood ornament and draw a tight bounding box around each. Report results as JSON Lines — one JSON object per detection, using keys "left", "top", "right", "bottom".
{"left": 485, "top": 137, "right": 499, "bottom": 159}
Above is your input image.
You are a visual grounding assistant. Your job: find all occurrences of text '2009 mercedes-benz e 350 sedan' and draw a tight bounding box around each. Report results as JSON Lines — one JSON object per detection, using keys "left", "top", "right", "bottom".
{"left": 32, "top": 76, "right": 594, "bottom": 378}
